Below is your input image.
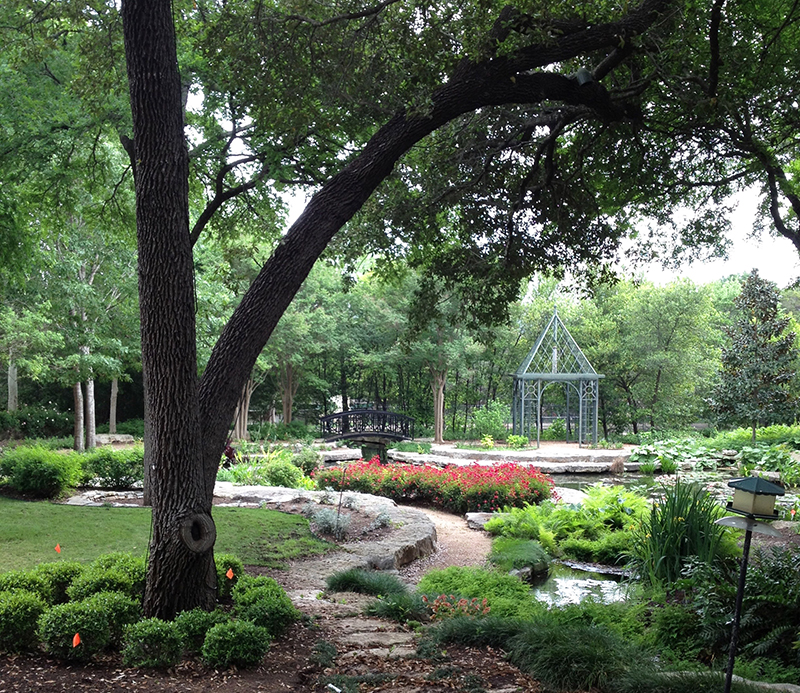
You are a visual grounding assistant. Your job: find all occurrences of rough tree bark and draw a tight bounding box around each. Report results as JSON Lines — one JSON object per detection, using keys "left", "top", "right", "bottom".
{"left": 122, "top": 0, "right": 216, "bottom": 618}
{"left": 122, "top": 0, "right": 675, "bottom": 615}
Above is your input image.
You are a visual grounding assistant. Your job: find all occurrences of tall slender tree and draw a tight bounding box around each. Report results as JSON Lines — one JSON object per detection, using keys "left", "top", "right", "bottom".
{"left": 712, "top": 270, "right": 798, "bottom": 441}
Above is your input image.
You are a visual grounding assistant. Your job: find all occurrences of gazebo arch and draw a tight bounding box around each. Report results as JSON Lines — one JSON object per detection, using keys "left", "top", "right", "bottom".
{"left": 511, "top": 309, "right": 603, "bottom": 447}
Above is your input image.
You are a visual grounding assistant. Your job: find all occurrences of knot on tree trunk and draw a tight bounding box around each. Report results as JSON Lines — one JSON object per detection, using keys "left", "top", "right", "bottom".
{"left": 179, "top": 512, "right": 216, "bottom": 553}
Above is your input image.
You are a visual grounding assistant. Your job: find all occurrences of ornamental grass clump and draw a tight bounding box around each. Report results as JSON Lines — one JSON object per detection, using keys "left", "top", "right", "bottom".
{"left": 627, "top": 480, "right": 736, "bottom": 586}
{"left": 325, "top": 568, "right": 407, "bottom": 596}
{"left": 313, "top": 458, "right": 554, "bottom": 513}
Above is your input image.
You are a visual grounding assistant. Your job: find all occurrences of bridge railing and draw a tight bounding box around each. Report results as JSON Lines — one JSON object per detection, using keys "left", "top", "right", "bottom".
{"left": 319, "top": 410, "right": 415, "bottom": 441}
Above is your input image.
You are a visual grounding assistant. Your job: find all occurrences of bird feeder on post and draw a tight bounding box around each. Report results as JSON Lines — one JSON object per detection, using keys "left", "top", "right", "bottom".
{"left": 715, "top": 476, "right": 785, "bottom": 693}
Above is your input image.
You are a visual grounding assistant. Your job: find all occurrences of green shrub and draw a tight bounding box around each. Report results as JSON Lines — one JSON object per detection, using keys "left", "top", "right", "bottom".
{"left": 84, "top": 446, "right": 144, "bottom": 489}
{"left": 0, "top": 589, "right": 48, "bottom": 652}
{"left": 174, "top": 608, "right": 229, "bottom": 654}
{"left": 249, "top": 420, "right": 313, "bottom": 442}
{"left": 540, "top": 417, "right": 567, "bottom": 441}
{"left": 0, "top": 569, "right": 53, "bottom": 603}
{"left": 84, "top": 591, "right": 142, "bottom": 644}
{"left": 122, "top": 618, "right": 183, "bottom": 668}
{"left": 325, "top": 568, "right": 408, "bottom": 596}
{"left": 214, "top": 553, "right": 244, "bottom": 599}
{"left": 0, "top": 445, "right": 83, "bottom": 498}
{"left": 201, "top": 620, "right": 271, "bottom": 669}
{"left": 263, "top": 458, "right": 304, "bottom": 487}
{"left": 33, "top": 561, "right": 84, "bottom": 604}
{"left": 234, "top": 584, "right": 300, "bottom": 637}
{"left": 67, "top": 568, "right": 134, "bottom": 602}
{"left": 115, "top": 419, "right": 145, "bottom": 437}
{"left": 230, "top": 574, "right": 283, "bottom": 600}
{"left": 14, "top": 405, "right": 73, "bottom": 438}
{"left": 506, "top": 434, "right": 529, "bottom": 448}
{"left": 66, "top": 552, "right": 146, "bottom": 601}
{"left": 425, "top": 614, "right": 526, "bottom": 649}
{"left": 37, "top": 600, "right": 111, "bottom": 661}
{"left": 649, "top": 603, "right": 703, "bottom": 660}
{"left": 470, "top": 400, "right": 509, "bottom": 441}
{"left": 291, "top": 447, "right": 321, "bottom": 475}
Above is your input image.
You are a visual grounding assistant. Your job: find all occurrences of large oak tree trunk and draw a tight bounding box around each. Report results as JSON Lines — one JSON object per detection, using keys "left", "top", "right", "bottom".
{"left": 122, "top": 0, "right": 216, "bottom": 619}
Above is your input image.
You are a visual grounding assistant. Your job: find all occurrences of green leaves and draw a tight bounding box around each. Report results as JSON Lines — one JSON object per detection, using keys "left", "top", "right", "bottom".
{"left": 712, "top": 271, "right": 798, "bottom": 435}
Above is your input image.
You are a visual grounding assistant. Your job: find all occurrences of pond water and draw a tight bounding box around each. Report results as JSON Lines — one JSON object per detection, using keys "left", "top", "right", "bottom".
{"left": 530, "top": 562, "right": 630, "bottom": 607}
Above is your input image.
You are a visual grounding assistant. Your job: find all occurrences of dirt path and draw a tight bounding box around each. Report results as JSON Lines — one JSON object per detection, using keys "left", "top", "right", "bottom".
{"left": 398, "top": 505, "right": 493, "bottom": 584}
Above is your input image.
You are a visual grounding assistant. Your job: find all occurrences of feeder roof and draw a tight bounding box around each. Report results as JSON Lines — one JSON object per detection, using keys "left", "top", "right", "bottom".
{"left": 728, "top": 476, "right": 785, "bottom": 496}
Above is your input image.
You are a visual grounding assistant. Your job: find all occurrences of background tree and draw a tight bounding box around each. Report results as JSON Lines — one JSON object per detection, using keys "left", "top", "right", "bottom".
{"left": 712, "top": 270, "right": 798, "bottom": 441}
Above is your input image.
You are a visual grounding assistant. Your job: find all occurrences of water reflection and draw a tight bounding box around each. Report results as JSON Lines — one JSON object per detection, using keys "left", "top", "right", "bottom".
{"left": 531, "top": 563, "right": 629, "bottom": 607}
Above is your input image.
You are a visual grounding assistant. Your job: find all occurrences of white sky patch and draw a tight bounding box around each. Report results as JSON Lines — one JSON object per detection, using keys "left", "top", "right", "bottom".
{"left": 640, "top": 189, "right": 800, "bottom": 288}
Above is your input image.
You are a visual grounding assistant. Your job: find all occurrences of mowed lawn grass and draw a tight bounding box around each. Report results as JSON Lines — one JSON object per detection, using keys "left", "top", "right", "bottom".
{"left": 0, "top": 497, "right": 334, "bottom": 571}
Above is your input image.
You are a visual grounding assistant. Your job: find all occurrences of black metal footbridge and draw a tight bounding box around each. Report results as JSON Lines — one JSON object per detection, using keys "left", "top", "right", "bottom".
{"left": 318, "top": 410, "right": 415, "bottom": 462}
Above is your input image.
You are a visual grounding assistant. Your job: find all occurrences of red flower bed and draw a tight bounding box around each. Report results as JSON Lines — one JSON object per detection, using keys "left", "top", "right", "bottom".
{"left": 312, "top": 458, "right": 555, "bottom": 513}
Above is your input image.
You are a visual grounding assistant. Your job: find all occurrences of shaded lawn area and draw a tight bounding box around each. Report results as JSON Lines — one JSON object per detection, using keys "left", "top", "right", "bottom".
{"left": 0, "top": 497, "right": 333, "bottom": 571}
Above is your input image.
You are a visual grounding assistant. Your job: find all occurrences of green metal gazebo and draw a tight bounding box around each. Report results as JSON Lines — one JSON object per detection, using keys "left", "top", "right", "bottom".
{"left": 511, "top": 309, "right": 603, "bottom": 447}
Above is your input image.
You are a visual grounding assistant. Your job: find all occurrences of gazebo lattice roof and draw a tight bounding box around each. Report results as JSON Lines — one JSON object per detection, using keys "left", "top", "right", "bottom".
{"left": 511, "top": 309, "right": 603, "bottom": 446}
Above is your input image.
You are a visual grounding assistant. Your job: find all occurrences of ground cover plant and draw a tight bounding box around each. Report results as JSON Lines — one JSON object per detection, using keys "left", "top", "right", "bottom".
{"left": 313, "top": 458, "right": 554, "bottom": 513}
{"left": 0, "top": 497, "right": 332, "bottom": 571}
{"left": 485, "top": 484, "right": 648, "bottom": 564}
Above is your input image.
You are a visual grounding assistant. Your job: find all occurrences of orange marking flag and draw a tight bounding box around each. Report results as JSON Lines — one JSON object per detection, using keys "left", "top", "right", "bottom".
{"left": 72, "top": 633, "right": 81, "bottom": 648}
{"left": 55, "top": 544, "right": 61, "bottom": 554}
{"left": 226, "top": 568, "right": 235, "bottom": 580}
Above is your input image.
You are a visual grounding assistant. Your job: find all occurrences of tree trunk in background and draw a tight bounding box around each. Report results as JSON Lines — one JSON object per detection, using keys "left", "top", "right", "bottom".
{"left": 109, "top": 377, "right": 119, "bottom": 434}
{"left": 431, "top": 369, "right": 447, "bottom": 444}
{"left": 123, "top": 0, "right": 216, "bottom": 619}
{"left": 85, "top": 377, "right": 96, "bottom": 449}
{"left": 279, "top": 362, "right": 298, "bottom": 424}
{"left": 7, "top": 358, "right": 17, "bottom": 412}
{"left": 73, "top": 382, "right": 85, "bottom": 451}
{"left": 232, "top": 378, "right": 253, "bottom": 440}
{"left": 340, "top": 352, "right": 349, "bottom": 433}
